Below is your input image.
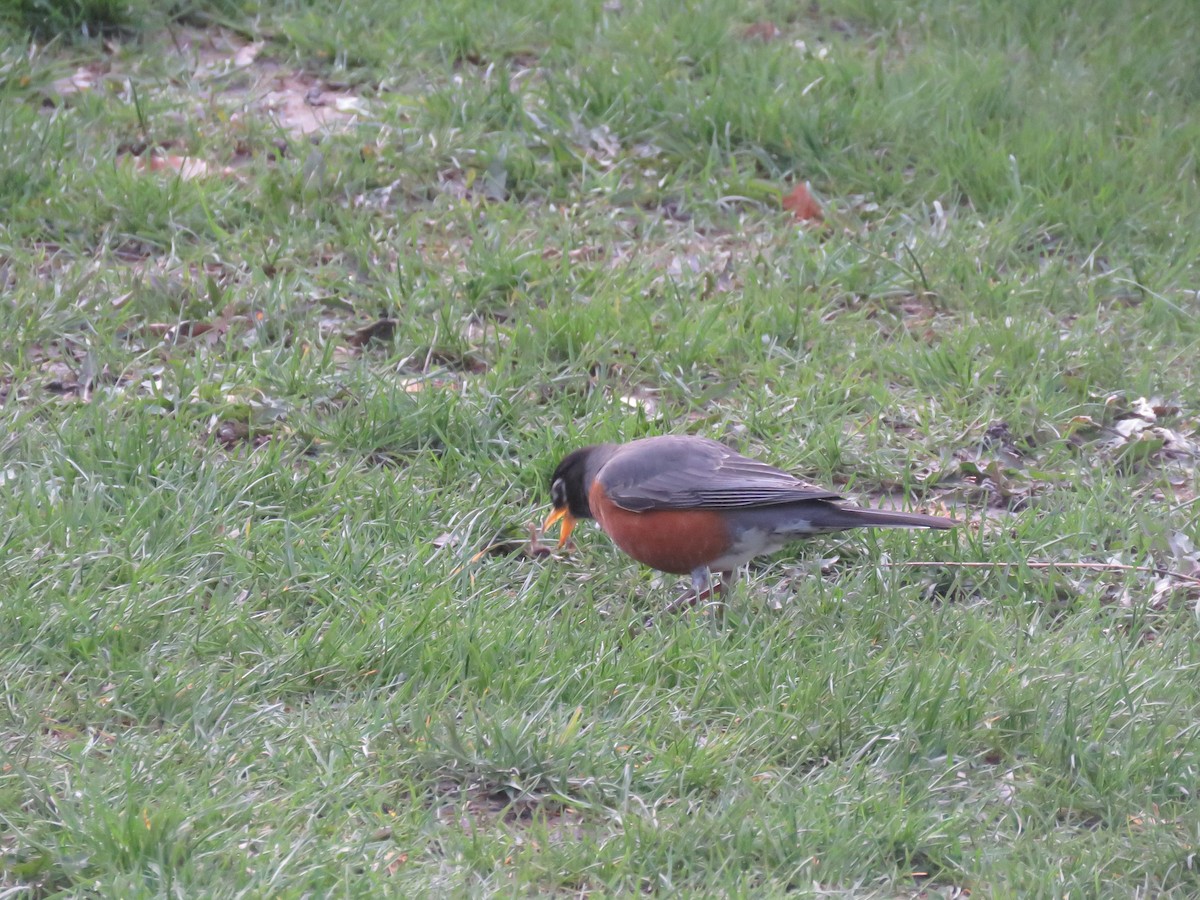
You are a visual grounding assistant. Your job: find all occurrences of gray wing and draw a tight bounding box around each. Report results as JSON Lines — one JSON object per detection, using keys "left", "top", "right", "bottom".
{"left": 598, "top": 436, "right": 843, "bottom": 511}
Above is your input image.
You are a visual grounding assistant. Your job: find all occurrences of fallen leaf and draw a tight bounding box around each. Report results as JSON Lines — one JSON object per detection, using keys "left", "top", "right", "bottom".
{"left": 743, "top": 21, "right": 780, "bottom": 41}
{"left": 1150, "top": 426, "right": 1198, "bottom": 457}
{"left": 233, "top": 41, "right": 264, "bottom": 69}
{"left": 347, "top": 318, "right": 398, "bottom": 347}
{"left": 213, "top": 420, "right": 273, "bottom": 450}
{"left": 1065, "top": 414, "right": 1100, "bottom": 437}
{"left": 262, "top": 76, "right": 363, "bottom": 136}
{"left": 1151, "top": 398, "right": 1181, "bottom": 418}
{"left": 214, "top": 420, "right": 251, "bottom": 448}
{"left": 334, "top": 96, "right": 371, "bottom": 115}
{"left": 1168, "top": 531, "right": 1198, "bottom": 571}
{"left": 50, "top": 65, "right": 101, "bottom": 96}
{"left": 1114, "top": 417, "right": 1150, "bottom": 439}
{"left": 782, "top": 182, "right": 823, "bottom": 223}
{"left": 818, "top": 556, "right": 840, "bottom": 575}
{"left": 1130, "top": 396, "right": 1158, "bottom": 422}
{"left": 44, "top": 379, "right": 80, "bottom": 396}
{"left": 146, "top": 321, "right": 221, "bottom": 340}
{"left": 399, "top": 377, "right": 454, "bottom": 393}
{"left": 619, "top": 390, "right": 660, "bottom": 418}
{"left": 134, "top": 154, "right": 231, "bottom": 181}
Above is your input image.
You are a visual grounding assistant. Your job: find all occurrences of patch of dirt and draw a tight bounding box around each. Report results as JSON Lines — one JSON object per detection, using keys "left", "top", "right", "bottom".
{"left": 160, "top": 27, "right": 371, "bottom": 139}
{"left": 47, "top": 27, "right": 374, "bottom": 184}
{"left": 428, "top": 778, "right": 589, "bottom": 844}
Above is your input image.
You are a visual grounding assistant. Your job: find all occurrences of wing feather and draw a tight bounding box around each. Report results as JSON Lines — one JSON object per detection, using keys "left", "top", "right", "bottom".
{"left": 598, "top": 436, "right": 843, "bottom": 511}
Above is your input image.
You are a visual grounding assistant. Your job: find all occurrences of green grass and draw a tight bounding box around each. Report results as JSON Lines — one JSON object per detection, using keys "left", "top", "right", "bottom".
{"left": 2, "top": 0, "right": 1200, "bottom": 895}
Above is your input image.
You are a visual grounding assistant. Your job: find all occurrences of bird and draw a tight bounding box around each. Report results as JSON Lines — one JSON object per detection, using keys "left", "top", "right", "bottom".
{"left": 543, "top": 435, "right": 955, "bottom": 609}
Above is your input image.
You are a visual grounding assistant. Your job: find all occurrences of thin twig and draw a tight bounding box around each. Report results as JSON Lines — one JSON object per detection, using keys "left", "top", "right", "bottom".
{"left": 884, "top": 560, "right": 1200, "bottom": 586}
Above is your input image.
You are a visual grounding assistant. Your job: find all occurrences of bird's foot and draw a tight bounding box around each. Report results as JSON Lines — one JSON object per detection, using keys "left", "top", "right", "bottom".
{"left": 634, "top": 570, "right": 730, "bottom": 633}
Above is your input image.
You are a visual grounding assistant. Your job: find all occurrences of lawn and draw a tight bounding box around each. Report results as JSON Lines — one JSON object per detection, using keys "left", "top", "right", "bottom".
{"left": 2, "top": 0, "right": 1200, "bottom": 895}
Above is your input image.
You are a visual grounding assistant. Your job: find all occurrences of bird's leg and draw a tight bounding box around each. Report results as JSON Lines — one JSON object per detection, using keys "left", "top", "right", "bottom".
{"left": 713, "top": 570, "right": 732, "bottom": 622}
{"left": 656, "top": 567, "right": 720, "bottom": 619}
{"left": 632, "top": 569, "right": 732, "bottom": 635}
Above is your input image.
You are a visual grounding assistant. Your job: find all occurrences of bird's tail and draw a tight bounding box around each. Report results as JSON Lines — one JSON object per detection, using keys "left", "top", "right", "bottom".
{"left": 822, "top": 504, "right": 955, "bottom": 530}
{"left": 726, "top": 501, "right": 956, "bottom": 538}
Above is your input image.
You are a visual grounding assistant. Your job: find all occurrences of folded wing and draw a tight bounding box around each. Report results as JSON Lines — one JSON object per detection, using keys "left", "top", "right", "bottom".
{"left": 599, "top": 436, "right": 843, "bottom": 511}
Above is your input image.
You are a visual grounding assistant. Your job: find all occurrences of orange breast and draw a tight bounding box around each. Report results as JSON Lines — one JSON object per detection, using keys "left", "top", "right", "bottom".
{"left": 589, "top": 482, "right": 730, "bottom": 575}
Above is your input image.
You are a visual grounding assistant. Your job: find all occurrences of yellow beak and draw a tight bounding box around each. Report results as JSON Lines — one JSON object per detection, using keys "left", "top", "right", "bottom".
{"left": 542, "top": 506, "right": 577, "bottom": 548}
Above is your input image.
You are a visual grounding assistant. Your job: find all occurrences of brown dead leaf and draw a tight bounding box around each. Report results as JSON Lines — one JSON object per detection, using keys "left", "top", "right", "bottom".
{"left": 133, "top": 153, "right": 232, "bottom": 181}
{"left": 50, "top": 65, "right": 103, "bottom": 96}
{"left": 214, "top": 420, "right": 250, "bottom": 448}
{"left": 743, "top": 21, "right": 780, "bottom": 41}
{"left": 782, "top": 182, "right": 823, "bottom": 223}
{"left": 397, "top": 376, "right": 462, "bottom": 393}
{"left": 1105, "top": 396, "right": 1198, "bottom": 461}
{"left": 213, "top": 420, "right": 272, "bottom": 450}
{"left": 233, "top": 41, "right": 264, "bottom": 69}
{"left": 44, "top": 379, "right": 80, "bottom": 396}
{"left": 1150, "top": 398, "right": 1182, "bottom": 418}
{"left": 382, "top": 850, "right": 408, "bottom": 875}
{"left": 145, "top": 321, "right": 222, "bottom": 341}
{"left": 417, "top": 346, "right": 489, "bottom": 374}
{"left": 42, "top": 352, "right": 115, "bottom": 399}
{"left": 347, "top": 318, "right": 398, "bottom": 347}
{"left": 185, "top": 27, "right": 264, "bottom": 80}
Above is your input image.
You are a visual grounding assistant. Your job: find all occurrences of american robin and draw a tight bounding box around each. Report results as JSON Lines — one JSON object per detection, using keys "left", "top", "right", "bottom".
{"left": 543, "top": 435, "right": 954, "bottom": 604}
